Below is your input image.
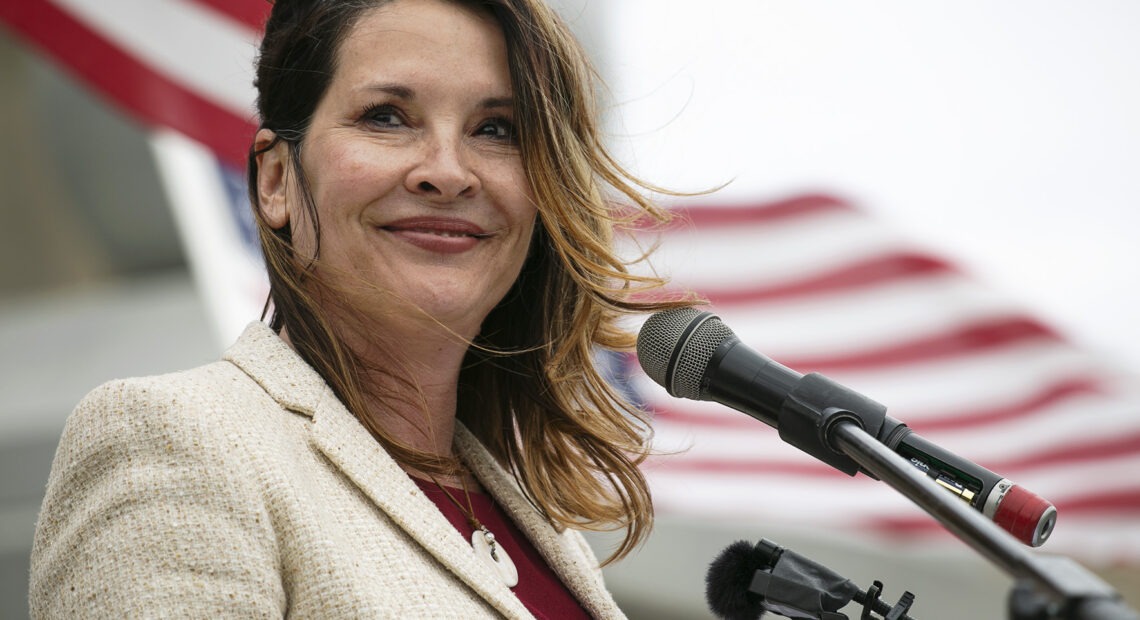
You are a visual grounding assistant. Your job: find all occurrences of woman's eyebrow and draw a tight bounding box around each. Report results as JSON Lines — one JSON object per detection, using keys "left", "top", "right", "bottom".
{"left": 479, "top": 96, "right": 514, "bottom": 110}
{"left": 363, "top": 83, "right": 415, "bottom": 99}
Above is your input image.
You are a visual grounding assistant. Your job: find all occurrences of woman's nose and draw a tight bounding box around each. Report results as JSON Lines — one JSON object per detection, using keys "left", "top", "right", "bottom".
{"left": 404, "top": 134, "right": 480, "bottom": 200}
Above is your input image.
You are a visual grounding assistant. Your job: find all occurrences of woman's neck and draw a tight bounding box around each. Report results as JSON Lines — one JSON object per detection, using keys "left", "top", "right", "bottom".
{"left": 281, "top": 318, "right": 472, "bottom": 459}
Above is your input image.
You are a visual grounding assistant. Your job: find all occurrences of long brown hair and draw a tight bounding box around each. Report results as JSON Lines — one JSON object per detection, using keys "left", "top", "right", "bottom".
{"left": 248, "top": 0, "right": 693, "bottom": 564}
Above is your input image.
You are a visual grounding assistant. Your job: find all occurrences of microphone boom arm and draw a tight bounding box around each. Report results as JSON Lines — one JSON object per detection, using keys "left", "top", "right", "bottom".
{"left": 827, "top": 417, "right": 1136, "bottom": 619}
{"left": 718, "top": 356, "right": 1134, "bottom": 617}
{"left": 641, "top": 308, "right": 1139, "bottom": 618}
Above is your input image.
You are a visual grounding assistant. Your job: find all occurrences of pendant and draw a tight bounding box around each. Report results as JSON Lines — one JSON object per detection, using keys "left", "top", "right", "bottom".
{"left": 471, "top": 526, "right": 519, "bottom": 587}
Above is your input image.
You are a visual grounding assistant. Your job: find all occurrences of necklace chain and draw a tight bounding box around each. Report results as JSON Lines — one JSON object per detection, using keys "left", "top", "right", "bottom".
{"left": 426, "top": 471, "right": 500, "bottom": 561}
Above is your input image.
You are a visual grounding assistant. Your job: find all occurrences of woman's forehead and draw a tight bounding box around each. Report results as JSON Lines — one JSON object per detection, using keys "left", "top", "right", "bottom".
{"left": 330, "top": 0, "right": 510, "bottom": 92}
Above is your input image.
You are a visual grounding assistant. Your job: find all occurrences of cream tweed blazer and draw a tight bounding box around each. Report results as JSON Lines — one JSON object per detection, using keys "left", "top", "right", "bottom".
{"left": 30, "top": 322, "right": 628, "bottom": 619}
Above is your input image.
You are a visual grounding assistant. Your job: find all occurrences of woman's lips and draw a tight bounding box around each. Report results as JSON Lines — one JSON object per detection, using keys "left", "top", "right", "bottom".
{"left": 380, "top": 218, "right": 491, "bottom": 254}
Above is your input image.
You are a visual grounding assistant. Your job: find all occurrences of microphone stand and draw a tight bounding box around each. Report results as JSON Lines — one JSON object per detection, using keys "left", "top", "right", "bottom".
{"left": 822, "top": 418, "right": 1138, "bottom": 620}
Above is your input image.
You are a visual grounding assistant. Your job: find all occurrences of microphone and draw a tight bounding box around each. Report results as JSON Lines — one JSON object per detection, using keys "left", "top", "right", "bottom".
{"left": 636, "top": 307, "right": 1057, "bottom": 547}
{"left": 705, "top": 538, "right": 916, "bottom": 620}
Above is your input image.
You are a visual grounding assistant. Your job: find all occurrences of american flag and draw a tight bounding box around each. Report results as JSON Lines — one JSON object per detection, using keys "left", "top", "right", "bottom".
{"left": 621, "top": 195, "right": 1140, "bottom": 566}
{"left": 6, "top": 0, "right": 1139, "bottom": 577}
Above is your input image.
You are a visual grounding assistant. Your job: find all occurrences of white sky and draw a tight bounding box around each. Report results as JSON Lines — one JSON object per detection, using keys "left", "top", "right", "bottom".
{"left": 591, "top": 1, "right": 1140, "bottom": 374}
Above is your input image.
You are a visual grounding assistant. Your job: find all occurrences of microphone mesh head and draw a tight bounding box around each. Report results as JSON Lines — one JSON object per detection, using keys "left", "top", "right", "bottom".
{"left": 637, "top": 307, "right": 704, "bottom": 388}
{"left": 673, "top": 316, "right": 734, "bottom": 400}
{"left": 637, "top": 307, "right": 736, "bottom": 400}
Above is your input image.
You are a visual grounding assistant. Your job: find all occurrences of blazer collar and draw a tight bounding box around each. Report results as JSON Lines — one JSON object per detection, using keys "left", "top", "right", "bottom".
{"left": 222, "top": 323, "right": 536, "bottom": 618}
{"left": 222, "top": 321, "right": 326, "bottom": 417}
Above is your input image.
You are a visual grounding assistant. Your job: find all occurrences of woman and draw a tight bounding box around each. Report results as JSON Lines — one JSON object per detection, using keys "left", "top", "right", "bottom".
{"left": 30, "top": 0, "right": 688, "bottom": 617}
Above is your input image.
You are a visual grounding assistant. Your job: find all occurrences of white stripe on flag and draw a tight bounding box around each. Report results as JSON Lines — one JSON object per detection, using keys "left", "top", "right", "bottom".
{"left": 50, "top": 0, "right": 259, "bottom": 116}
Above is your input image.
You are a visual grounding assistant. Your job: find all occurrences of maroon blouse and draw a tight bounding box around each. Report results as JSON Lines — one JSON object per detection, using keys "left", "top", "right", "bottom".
{"left": 411, "top": 478, "right": 592, "bottom": 619}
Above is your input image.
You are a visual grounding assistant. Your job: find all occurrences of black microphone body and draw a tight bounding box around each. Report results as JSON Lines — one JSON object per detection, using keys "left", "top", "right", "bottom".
{"left": 637, "top": 308, "right": 1056, "bottom": 547}
{"left": 705, "top": 338, "right": 886, "bottom": 477}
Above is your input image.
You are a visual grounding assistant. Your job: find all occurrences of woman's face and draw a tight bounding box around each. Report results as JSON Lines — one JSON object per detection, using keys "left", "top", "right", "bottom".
{"left": 260, "top": 0, "right": 537, "bottom": 340}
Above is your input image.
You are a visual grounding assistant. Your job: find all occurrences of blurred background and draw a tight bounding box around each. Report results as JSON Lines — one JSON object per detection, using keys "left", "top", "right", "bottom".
{"left": 2, "top": 1, "right": 1139, "bottom": 618}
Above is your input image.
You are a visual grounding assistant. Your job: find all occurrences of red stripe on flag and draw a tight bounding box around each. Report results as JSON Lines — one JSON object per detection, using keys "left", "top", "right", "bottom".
{"left": 187, "top": 0, "right": 270, "bottom": 32}
{"left": 633, "top": 252, "right": 956, "bottom": 305}
{"left": 651, "top": 430, "right": 1140, "bottom": 477}
{"left": 628, "top": 194, "right": 852, "bottom": 230}
{"left": 779, "top": 316, "right": 1061, "bottom": 373}
{"left": 1056, "top": 489, "right": 1140, "bottom": 513}
{"left": 865, "top": 489, "right": 1140, "bottom": 538}
{"left": 998, "top": 432, "right": 1140, "bottom": 471}
{"left": 670, "top": 194, "right": 853, "bottom": 228}
{"left": 708, "top": 252, "right": 954, "bottom": 305}
{"left": 0, "top": 0, "right": 255, "bottom": 169}
{"left": 650, "top": 375, "right": 1104, "bottom": 433}
{"left": 912, "top": 376, "right": 1103, "bottom": 432}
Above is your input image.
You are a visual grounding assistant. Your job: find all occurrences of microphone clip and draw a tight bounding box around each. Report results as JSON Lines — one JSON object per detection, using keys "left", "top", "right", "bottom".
{"left": 860, "top": 581, "right": 916, "bottom": 620}
{"left": 777, "top": 373, "right": 888, "bottom": 477}
{"left": 725, "top": 538, "right": 919, "bottom": 620}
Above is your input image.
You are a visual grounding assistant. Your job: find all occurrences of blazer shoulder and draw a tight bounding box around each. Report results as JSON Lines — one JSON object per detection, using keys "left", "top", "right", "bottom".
{"left": 32, "top": 362, "right": 290, "bottom": 618}
{"left": 80, "top": 358, "right": 262, "bottom": 402}
{"left": 49, "top": 360, "right": 299, "bottom": 506}
{"left": 50, "top": 360, "right": 290, "bottom": 502}
{"left": 71, "top": 360, "right": 278, "bottom": 431}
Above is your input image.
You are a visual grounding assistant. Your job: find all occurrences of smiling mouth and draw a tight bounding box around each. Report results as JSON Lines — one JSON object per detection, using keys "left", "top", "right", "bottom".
{"left": 378, "top": 220, "right": 496, "bottom": 254}
{"left": 383, "top": 226, "right": 493, "bottom": 239}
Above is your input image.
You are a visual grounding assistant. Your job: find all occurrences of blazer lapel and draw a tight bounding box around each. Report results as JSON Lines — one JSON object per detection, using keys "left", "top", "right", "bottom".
{"left": 457, "top": 427, "right": 627, "bottom": 620}
{"left": 224, "top": 323, "right": 533, "bottom": 620}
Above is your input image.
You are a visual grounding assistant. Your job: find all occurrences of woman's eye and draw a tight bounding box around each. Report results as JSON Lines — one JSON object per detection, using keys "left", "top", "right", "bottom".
{"left": 361, "top": 104, "right": 405, "bottom": 128}
{"left": 477, "top": 118, "right": 517, "bottom": 142}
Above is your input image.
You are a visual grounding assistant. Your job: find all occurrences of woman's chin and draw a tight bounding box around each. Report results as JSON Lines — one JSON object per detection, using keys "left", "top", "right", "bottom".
{"left": 376, "top": 294, "right": 496, "bottom": 341}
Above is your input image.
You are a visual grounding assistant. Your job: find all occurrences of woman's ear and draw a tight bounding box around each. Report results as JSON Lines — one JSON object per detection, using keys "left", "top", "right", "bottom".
{"left": 254, "top": 128, "right": 291, "bottom": 229}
